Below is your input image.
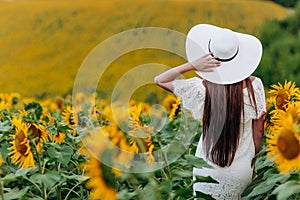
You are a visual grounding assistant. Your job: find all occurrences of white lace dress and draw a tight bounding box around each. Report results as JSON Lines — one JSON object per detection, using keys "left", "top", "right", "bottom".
{"left": 172, "top": 77, "right": 266, "bottom": 200}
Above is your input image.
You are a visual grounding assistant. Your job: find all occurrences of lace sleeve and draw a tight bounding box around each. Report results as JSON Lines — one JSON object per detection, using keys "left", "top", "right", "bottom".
{"left": 172, "top": 77, "right": 205, "bottom": 120}
{"left": 244, "top": 77, "right": 266, "bottom": 121}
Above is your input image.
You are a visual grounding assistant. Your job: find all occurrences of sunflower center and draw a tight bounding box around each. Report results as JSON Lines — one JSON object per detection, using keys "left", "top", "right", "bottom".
{"left": 15, "top": 131, "right": 29, "bottom": 155}
{"left": 277, "top": 128, "right": 300, "bottom": 160}
{"left": 276, "top": 91, "right": 289, "bottom": 110}
{"left": 29, "top": 125, "right": 40, "bottom": 138}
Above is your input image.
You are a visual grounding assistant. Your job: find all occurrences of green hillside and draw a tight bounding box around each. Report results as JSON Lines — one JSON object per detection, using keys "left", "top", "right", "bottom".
{"left": 0, "top": 0, "right": 288, "bottom": 100}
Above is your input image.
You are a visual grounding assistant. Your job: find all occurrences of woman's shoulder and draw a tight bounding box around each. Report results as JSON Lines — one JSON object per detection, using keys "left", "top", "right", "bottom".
{"left": 250, "top": 76, "right": 264, "bottom": 88}
{"left": 183, "top": 77, "right": 205, "bottom": 89}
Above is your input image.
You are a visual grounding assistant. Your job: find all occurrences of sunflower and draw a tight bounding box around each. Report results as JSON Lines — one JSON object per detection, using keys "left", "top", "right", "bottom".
{"left": 81, "top": 123, "right": 133, "bottom": 178}
{"left": 84, "top": 156, "right": 117, "bottom": 200}
{"left": 0, "top": 93, "right": 20, "bottom": 106}
{"left": 269, "top": 80, "right": 300, "bottom": 110}
{"left": 265, "top": 96, "right": 277, "bottom": 132}
{"left": 130, "top": 104, "right": 142, "bottom": 126}
{"left": 0, "top": 153, "right": 3, "bottom": 174}
{"left": 102, "top": 124, "right": 134, "bottom": 169}
{"left": 129, "top": 125, "right": 155, "bottom": 165}
{"left": 81, "top": 129, "right": 119, "bottom": 200}
{"left": 266, "top": 112, "right": 300, "bottom": 173}
{"left": 62, "top": 106, "right": 76, "bottom": 126}
{"left": 50, "top": 132, "right": 66, "bottom": 144}
{"left": 27, "top": 123, "right": 47, "bottom": 152}
{"left": 8, "top": 118, "right": 35, "bottom": 168}
{"left": 129, "top": 102, "right": 151, "bottom": 127}
{"left": 286, "top": 102, "right": 300, "bottom": 125}
{"left": 0, "top": 101, "right": 8, "bottom": 110}
{"left": 163, "top": 95, "right": 181, "bottom": 120}
{"left": 169, "top": 98, "right": 181, "bottom": 121}
{"left": 268, "top": 102, "right": 300, "bottom": 130}
{"left": 62, "top": 106, "right": 77, "bottom": 135}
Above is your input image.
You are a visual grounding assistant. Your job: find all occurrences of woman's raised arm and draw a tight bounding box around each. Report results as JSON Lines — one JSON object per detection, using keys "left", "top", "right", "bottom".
{"left": 154, "top": 52, "right": 221, "bottom": 92}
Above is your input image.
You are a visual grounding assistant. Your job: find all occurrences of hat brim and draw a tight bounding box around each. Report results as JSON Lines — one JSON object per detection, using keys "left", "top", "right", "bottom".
{"left": 185, "top": 24, "right": 262, "bottom": 84}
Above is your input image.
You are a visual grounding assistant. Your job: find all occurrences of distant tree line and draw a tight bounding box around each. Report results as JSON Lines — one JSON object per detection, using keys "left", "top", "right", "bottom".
{"left": 254, "top": 2, "right": 300, "bottom": 87}
{"left": 272, "top": 0, "right": 298, "bottom": 8}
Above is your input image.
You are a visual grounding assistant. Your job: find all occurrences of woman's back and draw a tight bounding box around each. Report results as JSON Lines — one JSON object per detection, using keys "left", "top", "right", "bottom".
{"left": 154, "top": 23, "right": 265, "bottom": 200}
{"left": 172, "top": 76, "right": 266, "bottom": 199}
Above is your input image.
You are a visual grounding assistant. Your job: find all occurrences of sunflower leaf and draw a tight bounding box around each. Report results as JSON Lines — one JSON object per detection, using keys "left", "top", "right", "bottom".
{"left": 2, "top": 173, "right": 17, "bottom": 184}
{"left": 247, "top": 180, "right": 275, "bottom": 197}
{"left": 195, "top": 176, "right": 218, "bottom": 184}
{"left": 58, "top": 145, "right": 74, "bottom": 165}
{"left": 30, "top": 170, "right": 60, "bottom": 188}
{"left": 0, "top": 120, "right": 12, "bottom": 132}
{"left": 271, "top": 180, "right": 300, "bottom": 200}
{"left": 184, "top": 155, "right": 213, "bottom": 169}
{"left": 24, "top": 102, "right": 43, "bottom": 121}
{"left": 3, "top": 187, "right": 30, "bottom": 200}
{"left": 195, "top": 191, "right": 215, "bottom": 200}
{"left": 15, "top": 167, "right": 37, "bottom": 177}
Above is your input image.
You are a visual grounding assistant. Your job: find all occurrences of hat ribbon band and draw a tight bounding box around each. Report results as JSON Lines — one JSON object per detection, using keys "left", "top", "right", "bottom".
{"left": 208, "top": 39, "right": 239, "bottom": 62}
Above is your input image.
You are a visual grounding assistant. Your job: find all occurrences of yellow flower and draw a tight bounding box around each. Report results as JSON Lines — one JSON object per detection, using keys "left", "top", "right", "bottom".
{"left": 62, "top": 106, "right": 76, "bottom": 126}
{"left": 0, "top": 101, "right": 8, "bottom": 110}
{"left": 266, "top": 96, "right": 276, "bottom": 113}
{"left": 8, "top": 118, "right": 35, "bottom": 168}
{"left": 266, "top": 113, "right": 300, "bottom": 173}
{"left": 163, "top": 95, "right": 181, "bottom": 120}
{"left": 129, "top": 125, "right": 155, "bottom": 165}
{"left": 50, "top": 132, "right": 66, "bottom": 144}
{"left": 163, "top": 95, "right": 177, "bottom": 113}
{"left": 169, "top": 98, "right": 181, "bottom": 121}
{"left": 40, "top": 97, "right": 64, "bottom": 113}
{"left": 81, "top": 124, "right": 133, "bottom": 178}
{"left": 0, "top": 153, "right": 3, "bottom": 174}
{"left": 62, "top": 106, "right": 77, "bottom": 135}
{"left": 84, "top": 156, "right": 117, "bottom": 200}
{"left": 0, "top": 93, "right": 20, "bottom": 106}
{"left": 81, "top": 128, "right": 121, "bottom": 200}
{"left": 129, "top": 102, "right": 151, "bottom": 126}
{"left": 130, "top": 104, "right": 142, "bottom": 126}
{"left": 269, "top": 80, "right": 300, "bottom": 110}
{"left": 102, "top": 124, "right": 134, "bottom": 169}
{"left": 27, "top": 123, "right": 47, "bottom": 152}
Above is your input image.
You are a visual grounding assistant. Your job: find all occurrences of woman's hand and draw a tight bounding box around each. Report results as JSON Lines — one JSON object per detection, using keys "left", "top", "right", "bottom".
{"left": 191, "top": 52, "right": 221, "bottom": 72}
{"left": 154, "top": 53, "right": 220, "bottom": 92}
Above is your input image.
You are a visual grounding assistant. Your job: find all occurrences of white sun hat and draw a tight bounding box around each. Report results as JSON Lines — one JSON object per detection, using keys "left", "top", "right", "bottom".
{"left": 185, "top": 24, "right": 263, "bottom": 84}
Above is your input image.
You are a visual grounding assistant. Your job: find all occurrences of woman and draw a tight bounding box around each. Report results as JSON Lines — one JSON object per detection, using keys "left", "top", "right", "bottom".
{"left": 154, "top": 24, "right": 266, "bottom": 199}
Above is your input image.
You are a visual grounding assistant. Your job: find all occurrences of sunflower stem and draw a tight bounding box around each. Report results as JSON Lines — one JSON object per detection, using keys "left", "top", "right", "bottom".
{"left": 55, "top": 162, "right": 62, "bottom": 200}
{"left": 0, "top": 178, "right": 4, "bottom": 200}
{"left": 43, "top": 184, "right": 47, "bottom": 199}
{"left": 56, "top": 187, "right": 62, "bottom": 200}
{"left": 29, "top": 136, "right": 46, "bottom": 198}
{"left": 157, "top": 140, "right": 172, "bottom": 179}
{"left": 63, "top": 181, "right": 82, "bottom": 200}
{"left": 29, "top": 136, "right": 42, "bottom": 174}
{"left": 23, "top": 177, "right": 43, "bottom": 195}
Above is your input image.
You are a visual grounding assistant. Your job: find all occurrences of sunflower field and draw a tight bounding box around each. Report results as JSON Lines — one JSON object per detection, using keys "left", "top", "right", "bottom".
{"left": 0, "top": 92, "right": 214, "bottom": 199}
{"left": 0, "top": 80, "right": 300, "bottom": 200}
{"left": 242, "top": 81, "right": 300, "bottom": 199}
{"left": 1, "top": 0, "right": 300, "bottom": 199}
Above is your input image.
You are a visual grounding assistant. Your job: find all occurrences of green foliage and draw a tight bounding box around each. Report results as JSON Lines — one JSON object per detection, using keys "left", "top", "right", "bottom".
{"left": 242, "top": 149, "right": 300, "bottom": 200}
{"left": 0, "top": 101, "right": 89, "bottom": 200}
{"left": 256, "top": 3, "right": 300, "bottom": 87}
{"left": 272, "top": 0, "right": 299, "bottom": 8}
{"left": 116, "top": 112, "right": 216, "bottom": 200}
{"left": 24, "top": 102, "right": 43, "bottom": 121}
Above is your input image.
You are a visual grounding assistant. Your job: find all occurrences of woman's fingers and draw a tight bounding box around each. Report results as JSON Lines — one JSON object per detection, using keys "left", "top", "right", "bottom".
{"left": 192, "top": 52, "right": 221, "bottom": 72}
{"left": 206, "top": 60, "right": 221, "bottom": 67}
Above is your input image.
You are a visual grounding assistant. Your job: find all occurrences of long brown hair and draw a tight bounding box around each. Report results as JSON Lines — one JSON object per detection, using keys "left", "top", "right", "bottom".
{"left": 202, "top": 77, "right": 257, "bottom": 167}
